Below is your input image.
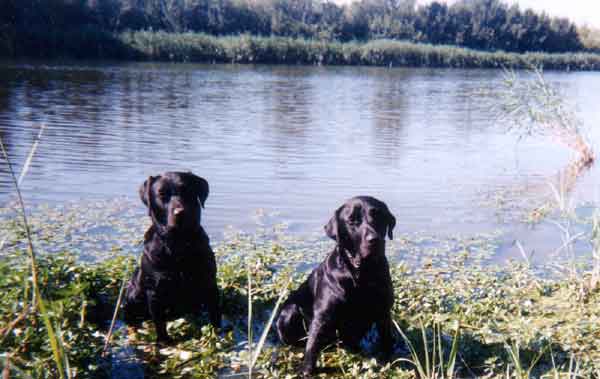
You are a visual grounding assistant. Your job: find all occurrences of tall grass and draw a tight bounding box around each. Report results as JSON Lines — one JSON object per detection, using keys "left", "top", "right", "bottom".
{"left": 497, "top": 68, "right": 594, "bottom": 162}
{"left": 244, "top": 257, "right": 293, "bottom": 377}
{"left": 101, "top": 275, "right": 128, "bottom": 357}
{"left": 0, "top": 129, "right": 70, "bottom": 378}
{"left": 0, "top": 124, "right": 45, "bottom": 251}
{"left": 117, "top": 31, "right": 600, "bottom": 70}
{"left": 393, "top": 319, "right": 460, "bottom": 379}
{"left": 249, "top": 277, "right": 291, "bottom": 370}
{"left": 247, "top": 262, "right": 253, "bottom": 378}
{"left": 503, "top": 340, "right": 545, "bottom": 379}
{"left": 491, "top": 67, "right": 595, "bottom": 223}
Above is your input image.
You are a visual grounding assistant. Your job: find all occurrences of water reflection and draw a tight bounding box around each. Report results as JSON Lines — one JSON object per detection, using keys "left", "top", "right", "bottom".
{"left": 369, "top": 69, "right": 410, "bottom": 167}
{"left": 0, "top": 62, "right": 599, "bottom": 251}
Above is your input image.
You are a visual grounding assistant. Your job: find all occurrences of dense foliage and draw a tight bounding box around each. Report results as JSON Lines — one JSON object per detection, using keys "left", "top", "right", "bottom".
{"left": 2, "top": 223, "right": 600, "bottom": 378}
{"left": 0, "top": 0, "right": 589, "bottom": 60}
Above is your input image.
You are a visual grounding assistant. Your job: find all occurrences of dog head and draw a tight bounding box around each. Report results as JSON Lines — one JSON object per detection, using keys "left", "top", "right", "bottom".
{"left": 139, "top": 172, "right": 209, "bottom": 236}
{"left": 324, "top": 196, "right": 396, "bottom": 267}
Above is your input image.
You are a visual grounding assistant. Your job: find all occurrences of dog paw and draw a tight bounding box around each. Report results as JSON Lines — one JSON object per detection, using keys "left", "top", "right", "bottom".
{"left": 301, "top": 366, "right": 316, "bottom": 378}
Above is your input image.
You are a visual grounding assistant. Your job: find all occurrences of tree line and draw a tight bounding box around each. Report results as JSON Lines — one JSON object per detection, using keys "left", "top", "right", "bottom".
{"left": 0, "top": 0, "right": 588, "bottom": 59}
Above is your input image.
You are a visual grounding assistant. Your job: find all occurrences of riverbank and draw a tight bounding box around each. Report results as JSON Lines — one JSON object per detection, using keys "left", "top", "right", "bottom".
{"left": 1, "top": 222, "right": 599, "bottom": 378}
{"left": 9, "top": 29, "right": 600, "bottom": 70}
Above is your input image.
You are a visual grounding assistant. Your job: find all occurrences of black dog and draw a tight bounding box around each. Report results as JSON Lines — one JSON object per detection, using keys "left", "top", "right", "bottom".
{"left": 123, "top": 172, "right": 221, "bottom": 344}
{"left": 276, "top": 196, "right": 396, "bottom": 376}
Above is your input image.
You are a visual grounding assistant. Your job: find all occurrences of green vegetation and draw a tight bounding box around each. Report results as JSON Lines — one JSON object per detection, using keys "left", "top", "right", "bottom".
{"left": 1, "top": 0, "right": 599, "bottom": 69}
{"left": 115, "top": 31, "right": 600, "bottom": 69}
{"left": 2, "top": 211, "right": 600, "bottom": 378}
{"left": 0, "top": 251, "right": 132, "bottom": 378}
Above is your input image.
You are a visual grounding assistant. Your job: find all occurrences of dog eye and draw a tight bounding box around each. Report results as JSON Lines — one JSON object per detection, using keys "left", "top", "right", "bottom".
{"left": 348, "top": 216, "right": 360, "bottom": 226}
{"left": 158, "top": 190, "right": 169, "bottom": 199}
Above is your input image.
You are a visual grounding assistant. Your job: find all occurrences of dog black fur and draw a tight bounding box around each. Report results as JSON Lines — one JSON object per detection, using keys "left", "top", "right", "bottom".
{"left": 276, "top": 196, "right": 396, "bottom": 376}
{"left": 122, "top": 172, "right": 221, "bottom": 344}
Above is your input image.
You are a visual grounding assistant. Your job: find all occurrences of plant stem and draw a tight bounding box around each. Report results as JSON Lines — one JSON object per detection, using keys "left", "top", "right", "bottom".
{"left": 247, "top": 261, "right": 253, "bottom": 379}
{"left": 102, "top": 276, "right": 128, "bottom": 357}
{"left": 0, "top": 123, "right": 45, "bottom": 251}
{"left": 0, "top": 135, "right": 67, "bottom": 379}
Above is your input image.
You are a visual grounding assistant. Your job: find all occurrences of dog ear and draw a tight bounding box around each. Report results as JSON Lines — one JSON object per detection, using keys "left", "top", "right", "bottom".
{"left": 187, "top": 173, "right": 209, "bottom": 208}
{"left": 139, "top": 176, "right": 156, "bottom": 207}
{"left": 140, "top": 175, "right": 168, "bottom": 236}
{"left": 324, "top": 206, "right": 342, "bottom": 242}
{"left": 386, "top": 209, "right": 396, "bottom": 240}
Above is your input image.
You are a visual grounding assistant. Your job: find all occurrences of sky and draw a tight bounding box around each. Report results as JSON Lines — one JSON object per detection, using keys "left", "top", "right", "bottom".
{"left": 332, "top": 0, "right": 600, "bottom": 28}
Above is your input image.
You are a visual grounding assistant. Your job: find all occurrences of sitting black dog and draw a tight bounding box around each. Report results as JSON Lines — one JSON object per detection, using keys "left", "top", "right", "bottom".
{"left": 123, "top": 172, "right": 221, "bottom": 344}
{"left": 276, "top": 196, "right": 396, "bottom": 376}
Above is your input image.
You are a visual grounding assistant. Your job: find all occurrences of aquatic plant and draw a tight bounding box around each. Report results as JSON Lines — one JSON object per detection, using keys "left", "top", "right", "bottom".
{"left": 483, "top": 67, "right": 596, "bottom": 225}
{"left": 2, "top": 214, "right": 600, "bottom": 378}
{"left": 496, "top": 68, "right": 594, "bottom": 163}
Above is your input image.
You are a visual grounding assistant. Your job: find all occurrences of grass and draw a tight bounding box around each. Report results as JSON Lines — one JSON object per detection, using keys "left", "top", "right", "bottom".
{"left": 393, "top": 319, "right": 460, "bottom": 379}
{"left": 1, "top": 206, "right": 600, "bottom": 378}
{"left": 111, "top": 31, "right": 600, "bottom": 70}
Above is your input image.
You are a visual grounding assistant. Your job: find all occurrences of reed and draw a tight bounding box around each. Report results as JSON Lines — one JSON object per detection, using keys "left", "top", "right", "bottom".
{"left": 0, "top": 131, "right": 69, "bottom": 379}
{"left": 495, "top": 68, "right": 594, "bottom": 162}
{"left": 117, "top": 31, "right": 600, "bottom": 71}
{"left": 0, "top": 124, "right": 45, "bottom": 251}
{"left": 247, "top": 260, "right": 253, "bottom": 378}
{"left": 249, "top": 275, "right": 293, "bottom": 370}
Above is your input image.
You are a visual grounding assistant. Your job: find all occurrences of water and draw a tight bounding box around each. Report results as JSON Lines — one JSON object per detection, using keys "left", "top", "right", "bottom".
{"left": 2, "top": 61, "right": 600, "bottom": 262}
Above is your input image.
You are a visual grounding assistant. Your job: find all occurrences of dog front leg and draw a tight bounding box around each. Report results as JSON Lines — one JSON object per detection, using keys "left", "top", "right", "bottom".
{"left": 376, "top": 313, "right": 393, "bottom": 358}
{"left": 302, "top": 314, "right": 335, "bottom": 377}
{"left": 147, "top": 292, "right": 172, "bottom": 345}
{"left": 206, "top": 284, "right": 221, "bottom": 329}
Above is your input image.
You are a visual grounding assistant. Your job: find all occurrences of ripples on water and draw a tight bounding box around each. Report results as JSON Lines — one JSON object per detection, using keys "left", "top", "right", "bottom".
{"left": 1, "top": 62, "right": 600, "bottom": 261}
